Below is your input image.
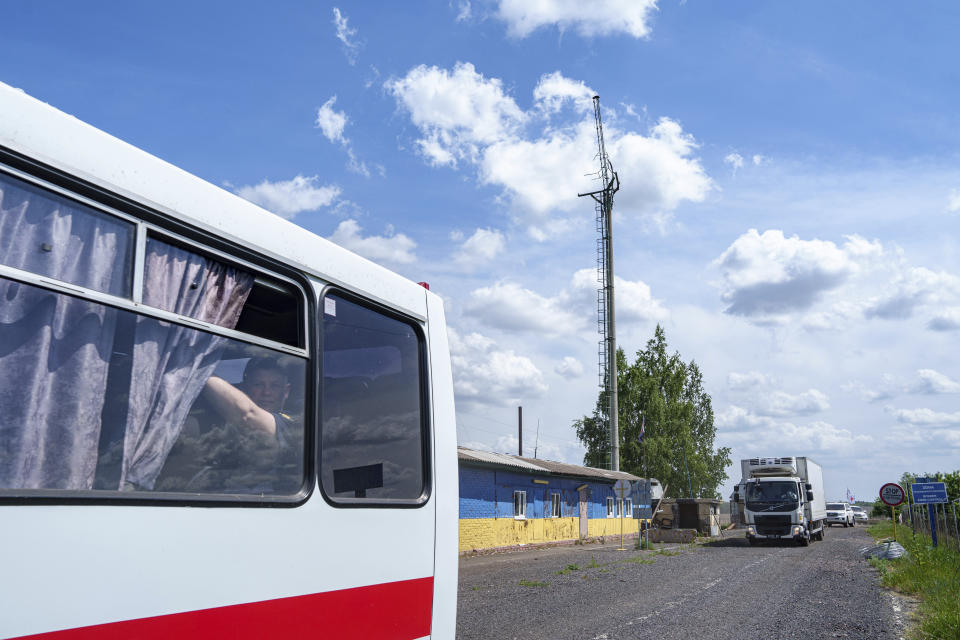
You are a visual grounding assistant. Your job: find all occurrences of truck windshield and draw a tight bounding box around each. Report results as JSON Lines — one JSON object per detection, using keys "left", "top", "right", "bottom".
{"left": 745, "top": 481, "right": 799, "bottom": 511}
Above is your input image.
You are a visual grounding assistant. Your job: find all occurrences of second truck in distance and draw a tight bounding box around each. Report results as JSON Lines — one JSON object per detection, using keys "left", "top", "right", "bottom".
{"left": 733, "top": 456, "right": 827, "bottom": 546}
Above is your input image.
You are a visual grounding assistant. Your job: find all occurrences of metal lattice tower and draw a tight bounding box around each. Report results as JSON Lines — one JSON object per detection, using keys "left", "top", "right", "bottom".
{"left": 578, "top": 95, "right": 620, "bottom": 470}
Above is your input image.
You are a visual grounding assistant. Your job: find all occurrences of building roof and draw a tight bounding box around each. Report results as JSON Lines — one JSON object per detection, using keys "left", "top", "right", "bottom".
{"left": 457, "top": 446, "right": 641, "bottom": 482}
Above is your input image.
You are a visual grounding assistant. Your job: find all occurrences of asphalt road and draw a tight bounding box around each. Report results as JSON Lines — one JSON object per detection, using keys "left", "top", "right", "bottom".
{"left": 457, "top": 526, "right": 899, "bottom": 640}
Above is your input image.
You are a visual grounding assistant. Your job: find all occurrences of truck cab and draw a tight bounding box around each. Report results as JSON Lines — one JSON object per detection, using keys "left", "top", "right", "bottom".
{"left": 734, "top": 457, "right": 826, "bottom": 546}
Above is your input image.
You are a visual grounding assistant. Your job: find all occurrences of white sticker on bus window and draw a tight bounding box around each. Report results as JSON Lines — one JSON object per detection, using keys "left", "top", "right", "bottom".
{"left": 324, "top": 297, "right": 337, "bottom": 316}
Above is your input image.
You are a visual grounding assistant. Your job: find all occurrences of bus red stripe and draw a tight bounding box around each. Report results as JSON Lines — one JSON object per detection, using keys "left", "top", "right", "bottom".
{"left": 14, "top": 577, "right": 434, "bottom": 639}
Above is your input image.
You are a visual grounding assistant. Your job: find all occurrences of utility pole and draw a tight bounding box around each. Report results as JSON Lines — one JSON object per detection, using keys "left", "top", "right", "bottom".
{"left": 518, "top": 406, "right": 523, "bottom": 457}
{"left": 579, "top": 95, "right": 621, "bottom": 471}
{"left": 534, "top": 419, "right": 540, "bottom": 459}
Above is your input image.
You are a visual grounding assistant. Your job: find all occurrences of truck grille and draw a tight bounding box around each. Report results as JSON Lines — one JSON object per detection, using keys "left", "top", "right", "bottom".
{"left": 755, "top": 515, "right": 792, "bottom": 536}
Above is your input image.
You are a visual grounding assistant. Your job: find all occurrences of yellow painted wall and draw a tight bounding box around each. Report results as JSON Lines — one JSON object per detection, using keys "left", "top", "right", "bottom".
{"left": 587, "top": 517, "right": 639, "bottom": 538}
{"left": 459, "top": 516, "right": 640, "bottom": 552}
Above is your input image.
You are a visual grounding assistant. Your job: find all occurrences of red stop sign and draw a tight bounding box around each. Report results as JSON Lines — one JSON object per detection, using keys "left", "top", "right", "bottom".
{"left": 880, "top": 483, "right": 905, "bottom": 506}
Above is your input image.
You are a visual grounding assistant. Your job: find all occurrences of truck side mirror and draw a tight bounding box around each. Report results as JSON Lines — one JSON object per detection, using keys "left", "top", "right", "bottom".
{"left": 732, "top": 491, "right": 739, "bottom": 503}
{"left": 804, "top": 483, "right": 812, "bottom": 491}
{"left": 806, "top": 491, "right": 814, "bottom": 501}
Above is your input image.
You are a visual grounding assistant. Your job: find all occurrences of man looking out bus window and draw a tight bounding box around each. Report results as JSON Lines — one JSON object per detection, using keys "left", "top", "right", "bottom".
{"left": 202, "top": 356, "right": 297, "bottom": 445}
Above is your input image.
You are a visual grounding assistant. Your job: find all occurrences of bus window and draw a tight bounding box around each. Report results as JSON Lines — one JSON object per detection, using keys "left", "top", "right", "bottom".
{"left": 0, "top": 172, "right": 308, "bottom": 499}
{"left": 0, "top": 171, "right": 134, "bottom": 297}
{"left": 321, "top": 293, "right": 427, "bottom": 502}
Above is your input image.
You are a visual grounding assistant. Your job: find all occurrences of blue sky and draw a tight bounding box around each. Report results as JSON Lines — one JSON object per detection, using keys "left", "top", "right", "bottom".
{"left": 3, "top": 1, "right": 960, "bottom": 501}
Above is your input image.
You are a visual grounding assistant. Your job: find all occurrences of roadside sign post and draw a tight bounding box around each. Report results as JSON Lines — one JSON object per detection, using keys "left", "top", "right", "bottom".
{"left": 911, "top": 482, "right": 948, "bottom": 547}
{"left": 879, "top": 483, "right": 906, "bottom": 541}
{"left": 612, "top": 479, "right": 631, "bottom": 551}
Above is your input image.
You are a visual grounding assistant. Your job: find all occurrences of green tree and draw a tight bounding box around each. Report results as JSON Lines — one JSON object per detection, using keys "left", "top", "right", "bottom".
{"left": 574, "top": 324, "right": 732, "bottom": 499}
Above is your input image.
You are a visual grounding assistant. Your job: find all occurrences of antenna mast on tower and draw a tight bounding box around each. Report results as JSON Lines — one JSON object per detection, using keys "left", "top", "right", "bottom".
{"left": 578, "top": 95, "right": 620, "bottom": 471}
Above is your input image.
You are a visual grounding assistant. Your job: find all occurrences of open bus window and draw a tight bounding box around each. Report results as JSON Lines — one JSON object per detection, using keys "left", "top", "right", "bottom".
{"left": 146, "top": 234, "right": 304, "bottom": 349}
{"left": 321, "top": 293, "right": 426, "bottom": 502}
{"left": 0, "top": 170, "right": 134, "bottom": 297}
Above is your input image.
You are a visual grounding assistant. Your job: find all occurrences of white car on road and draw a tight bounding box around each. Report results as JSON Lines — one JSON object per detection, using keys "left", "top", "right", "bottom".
{"left": 826, "top": 502, "right": 854, "bottom": 527}
{"left": 850, "top": 505, "right": 868, "bottom": 522}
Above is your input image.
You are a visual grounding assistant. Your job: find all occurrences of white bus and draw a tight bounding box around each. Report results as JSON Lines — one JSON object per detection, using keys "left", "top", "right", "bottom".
{"left": 0, "top": 81, "right": 458, "bottom": 639}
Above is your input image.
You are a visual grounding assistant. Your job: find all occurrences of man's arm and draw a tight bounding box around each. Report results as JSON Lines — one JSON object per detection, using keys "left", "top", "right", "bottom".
{"left": 203, "top": 376, "right": 277, "bottom": 436}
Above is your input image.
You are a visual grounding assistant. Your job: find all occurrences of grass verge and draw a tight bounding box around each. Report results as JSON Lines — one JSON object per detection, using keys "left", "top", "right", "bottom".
{"left": 867, "top": 521, "right": 960, "bottom": 639}
{"left": 518, "top": 579, "right": 549, "bottom": 588}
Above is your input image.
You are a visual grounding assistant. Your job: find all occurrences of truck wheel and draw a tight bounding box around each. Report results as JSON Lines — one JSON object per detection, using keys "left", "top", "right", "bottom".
{"left": 800, "top": 534, "right": 810, "bottom": 546}
{"left": 747, "top": 538, "right": 757, "bottom": 546}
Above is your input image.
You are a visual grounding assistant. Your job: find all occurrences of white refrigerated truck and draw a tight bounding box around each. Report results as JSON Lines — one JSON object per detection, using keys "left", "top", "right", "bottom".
{"left": 733, "top": 457, "right": 826, "bottom": 546}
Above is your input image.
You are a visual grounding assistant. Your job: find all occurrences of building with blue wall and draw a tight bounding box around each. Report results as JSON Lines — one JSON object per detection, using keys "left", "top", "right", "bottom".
{"left": 458, "top": 447, "right": 653, "bottom": 553}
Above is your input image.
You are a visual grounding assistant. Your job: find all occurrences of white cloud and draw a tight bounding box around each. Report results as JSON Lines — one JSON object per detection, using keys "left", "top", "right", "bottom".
{"left": 454, "top": 227, "right": 506, "bottom": 265}
{"left": 327, "top": 219, "right": 417, "bottom": 264}
{"left": 555, "top": 356, "right": 584, "bottom": 379}
{"left": 718, "top": 406, "right": 870, "bottom": 454}
{"left": 889, "top": 425, "right": 960, "bottom": 453}
{"left": 715, "top": 229, "right": 960, "bottom": 330}
{"left": 387, "top": 66, "right": 711, "bottom": 236}
{"left": 724, "top": 153, "right": 744, "bottom": 173}
{"left": 752, "top": 154, "right": 767, "bottom": 166}
{"left": 727, "top": 371, "right": 771, "bottom": 391}
{"left": 863, "top": 266, "right": 960, "bottom": 320}
{"left": 466, "top": 269, "right": 667, "bottom": 336}
{"left": 573, "top": 269, "right": 669, "bottom": 324}
{"left": 713, "top": 230, "right": 868, "bottom": 321}
{"left": 495, "top": 0, "right": 658, "bottom": 39}
{"left": 315, "top": 96, "right": 370, "bottom": 177}
{"left": 533, "top": 71, "right": 595, "bottom": 115}
{"left": 928, "top": 308, "right": 960, "bottom": 331}
{"left": 455, "top": 0, "right": 472, "bottom": 22}
{"left": 234, "top": 175, "right": 340, "bottom": 219}
{"left": 448, "top": 327, "right": 548, "bottom": 407}
{"left": 947, "top": 188, "right": 960, "bottom": 213}
{"left": 385, "top": 62, "right": 525, "bottom": 167}
{"left": 332, "top": 8, "right": 360, "bottom": 65}
{"left": 841, "top": 378, "right": 898, "bottom": 404}
{"left": 316, "top": 96, "right": 348, "bottom": 144}
{"left": 912, "top": 369, "right": 960, "bottom": 394}
{"left": 754, "top": 389, "right": 830, "bottom": 417}
{"left": 888, "top": 407, "right": 960, "bottom": 427}
{"left": 465, "top": 281, "right": 584, "bottom": 335}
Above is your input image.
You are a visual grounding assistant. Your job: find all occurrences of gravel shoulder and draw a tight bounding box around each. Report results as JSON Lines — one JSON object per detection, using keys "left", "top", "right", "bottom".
{"left": 457, "top": 526, "right": 897, "bottom": 640}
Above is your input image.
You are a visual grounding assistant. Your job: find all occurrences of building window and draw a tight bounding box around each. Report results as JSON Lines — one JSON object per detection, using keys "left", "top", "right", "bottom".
{"left": 514, "top": 490, "right": 527, "bottom": 519}
{"left": 624, "top": 498, "right": 633, "bottom": 518}
{"left": 606, "top": 496, "right": 615, "bottom": 518}
{"left": 551, "top": 493, "right": 561, "bottom": 518}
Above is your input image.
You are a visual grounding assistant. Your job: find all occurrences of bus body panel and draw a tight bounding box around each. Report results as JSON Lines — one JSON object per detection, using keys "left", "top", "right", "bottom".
{"left": 0, "top": 493, "right": 435, "bottom": 638}
{"left": 426, "top": 292, "right": 458, "bottom": 640}
{"left": 0, "top": 81, "right": 455, "bottom": 638}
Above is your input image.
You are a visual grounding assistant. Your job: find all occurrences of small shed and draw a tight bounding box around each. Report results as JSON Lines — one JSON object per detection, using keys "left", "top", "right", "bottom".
{"left": 655, "top": 498, "right": 723, "bottom": 537}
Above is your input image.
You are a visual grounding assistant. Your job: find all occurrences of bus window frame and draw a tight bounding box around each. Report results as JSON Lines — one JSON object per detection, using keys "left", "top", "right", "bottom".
{"left": 0, "top": 159, "right": 316, "bottom": 508}
{"left": 317, "top": 285, "right": 433, "bottom": 509}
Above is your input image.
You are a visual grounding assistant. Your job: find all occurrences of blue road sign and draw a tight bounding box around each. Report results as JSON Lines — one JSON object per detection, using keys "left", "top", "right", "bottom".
{"left": 911, "top": 482, "right": 948, "bottom": 504}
